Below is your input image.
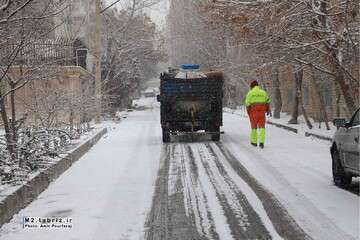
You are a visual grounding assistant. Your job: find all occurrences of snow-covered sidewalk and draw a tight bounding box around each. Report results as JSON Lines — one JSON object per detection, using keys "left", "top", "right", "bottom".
{"left": 0, "top": 105, "right": 162, "bottom": 240}
{"left": 224, "top": 107, "right": 337, "bottom": 140}
{"left": 222, "top": 112, "right": 359, "bottom": 240}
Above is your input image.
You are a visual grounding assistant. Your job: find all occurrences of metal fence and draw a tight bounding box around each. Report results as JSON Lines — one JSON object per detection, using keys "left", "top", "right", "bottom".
{"left": 1, "top": 37, "right": 90, "bottom": 71}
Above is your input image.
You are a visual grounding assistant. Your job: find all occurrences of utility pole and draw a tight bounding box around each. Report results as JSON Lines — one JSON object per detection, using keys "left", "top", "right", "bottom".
{"left": 94, "top": 0, "right": 102, "bottom": 123}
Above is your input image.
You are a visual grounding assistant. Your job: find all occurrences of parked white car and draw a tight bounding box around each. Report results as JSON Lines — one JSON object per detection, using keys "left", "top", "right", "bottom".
{"left": 331, "top": 108, "right": 360, "bottom": 187}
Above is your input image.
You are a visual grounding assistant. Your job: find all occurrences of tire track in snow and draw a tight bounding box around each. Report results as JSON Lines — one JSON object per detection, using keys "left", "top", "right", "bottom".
{"left": 145, "top": 144, "right": 170, "bottom": 240}
{"left": 218, "top": 137, "right": 358, "bottom": 240}
{"left": 146, "top": 144, "right": 208, "bottom": 240}
{"left": 183, "top": 144, "right": 221, "bottom": 240}
{"left": 178, "top": 144, "right": 220, "bottom": 240}
{"left": 190, "top": 143, "right": 272, "bottom": 240}
{"left": 148, "top": 141, "right": 314, "bottom": 240}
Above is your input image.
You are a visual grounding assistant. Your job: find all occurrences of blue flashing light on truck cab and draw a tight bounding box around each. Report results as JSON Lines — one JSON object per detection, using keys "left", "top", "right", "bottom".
{"left": 181, "top": 64, "right": 200, "bottom": 70}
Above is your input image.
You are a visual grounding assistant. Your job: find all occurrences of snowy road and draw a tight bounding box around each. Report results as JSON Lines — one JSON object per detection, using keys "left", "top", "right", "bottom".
{"left": 0, "top": 98, "right": 359, "bottom": 240}
{"left": 0, "top": 99, "right": 162, "bottom": 240}
{"left": 145, "top": 142, "right": 307, "bottom": 240}
{"left": 222, "top": 113, "right": 359, "bottom": 240}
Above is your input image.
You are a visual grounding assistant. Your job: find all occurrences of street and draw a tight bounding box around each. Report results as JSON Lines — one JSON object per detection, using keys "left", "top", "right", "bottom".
{"left": 0, "top": 0, "right": 359, "bottom": 239}
{"left": 0, "top": 98, "right": 358, "bottom": 240}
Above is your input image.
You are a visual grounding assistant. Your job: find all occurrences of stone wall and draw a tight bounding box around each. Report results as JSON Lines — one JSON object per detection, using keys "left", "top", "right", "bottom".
{"left": 0, "top": 66, "right": 95, "bottom": 127}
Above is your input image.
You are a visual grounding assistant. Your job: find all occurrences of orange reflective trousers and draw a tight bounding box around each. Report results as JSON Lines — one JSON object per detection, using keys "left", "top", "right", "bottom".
{"left": 248, "top": 104, "right": 268, "bottom": 129}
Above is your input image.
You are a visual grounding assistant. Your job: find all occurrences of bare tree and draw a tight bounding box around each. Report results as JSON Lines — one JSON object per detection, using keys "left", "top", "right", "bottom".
{"left": 0, "top": 0, "right": 69, "bottom": 159}
{"left": 272, "top": 67, "right": 282, "bottom": 119}
{"left": 102, "top": 2, "right": 166, "bottom": 113}
{"left": 203, "top": 0, "right": 359, "bottom": 120}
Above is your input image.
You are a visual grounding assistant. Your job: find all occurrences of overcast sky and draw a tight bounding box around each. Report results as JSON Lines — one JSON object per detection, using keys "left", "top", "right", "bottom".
{"left": 148, "top": 0, "right": 168, "bottom": 27}
{"left": 104, "top": 0, "right": 168, "bottom": 27}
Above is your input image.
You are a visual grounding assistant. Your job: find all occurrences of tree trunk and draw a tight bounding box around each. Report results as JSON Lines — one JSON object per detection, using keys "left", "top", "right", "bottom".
{"left": 288, "top": 68, "right": 301, "bottom": 124}
{"left": 9, "top": 82, "right": 19, "bottom": 161}
{"left": 0, "top": 97, "right": 15, "bottom": 160}
{"left": 300, "top": 100, "right": 313, "bottom": 130}
{"left": 69, "top": 110, "right": 74, "bottom": 132}
{"left": 9, "top": 81, "right": 17, "bottom": 142}
{"left": 288, "top": 67, "right": 313, "bottom": 129}
{"left": 335, "top": 83, "right": 341, "bottom": 118}
{"left": 272, "top": 67, "right": 282, "bottom": 119}
{"left": 316, "top": 0, "right": 357, "bottom": 115}
{"left": 333, "top": 64, "right": 357, "bottom": 115}
{"left": 310, "top": 67, "right": 330, "bottom": 130}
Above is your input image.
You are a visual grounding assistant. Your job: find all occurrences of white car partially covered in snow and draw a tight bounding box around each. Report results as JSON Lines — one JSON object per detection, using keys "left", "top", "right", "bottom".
{"left": 331, "top": 107, "right": 360, "bottom": 188}
{"left": 142, "top": 88, "right": 156, "bottom": 98}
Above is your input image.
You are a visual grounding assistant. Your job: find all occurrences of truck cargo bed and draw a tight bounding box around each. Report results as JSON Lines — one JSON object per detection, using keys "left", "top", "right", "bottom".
{"left": 157, "top": 71, "right": 223, "bottom": 142}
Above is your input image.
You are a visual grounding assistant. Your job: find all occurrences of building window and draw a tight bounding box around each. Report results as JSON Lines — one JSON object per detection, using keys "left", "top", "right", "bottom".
{"left": 287, "top": 89, "right": 294, "bottom": 104}
{"left": 303, "top": 87, "right": 309, "bottom": 106}
{"left": 323, "top": 87, "right": 332, "bottom": 106}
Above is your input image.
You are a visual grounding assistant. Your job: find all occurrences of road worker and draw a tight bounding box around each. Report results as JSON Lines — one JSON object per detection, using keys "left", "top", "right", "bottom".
{"left": 245, "top": 80, "right": 270, "bottom": 148}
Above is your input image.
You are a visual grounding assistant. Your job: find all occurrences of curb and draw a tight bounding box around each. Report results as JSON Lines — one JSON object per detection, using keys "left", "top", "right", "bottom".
{"left": 267, "top": 120, "right": 332, "bottom": 142}
{"left": 304, "top": 132, "right": 332, "bottom": 142}
{"left": 267, "top": 121, "right": 298, "bottom": 134}
{"left": 0, "top": 128, "right": 108, "bottom": 228}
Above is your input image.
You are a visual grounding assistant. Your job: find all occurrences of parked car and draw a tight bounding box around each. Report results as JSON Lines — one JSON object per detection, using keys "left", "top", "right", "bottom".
{"left": 331, "top": 107, "right": 360, "bottom": 187}
{"left": 142, "top": 88, "right": 156, "bottom": 98}
{"left": 144, "top": 91, "right": 156, "bottom": 98}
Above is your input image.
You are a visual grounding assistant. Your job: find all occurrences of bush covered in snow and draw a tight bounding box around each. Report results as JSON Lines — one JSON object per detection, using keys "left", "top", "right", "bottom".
{"left": 0, "top": 125, "right": 92, "bottom": 185}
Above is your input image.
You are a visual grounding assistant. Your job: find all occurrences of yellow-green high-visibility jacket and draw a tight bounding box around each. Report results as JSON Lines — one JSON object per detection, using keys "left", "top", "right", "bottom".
{"left": 245, "top": 86, "right": 270, "bottom": 111}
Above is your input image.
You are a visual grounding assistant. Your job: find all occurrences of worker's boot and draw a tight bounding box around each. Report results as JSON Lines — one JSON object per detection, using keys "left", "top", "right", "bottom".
{"left": 259, "top": 143, "right": 264, "bottom": 149}
{"left": 251, "top": 129, "right": 258, "bottom": 147}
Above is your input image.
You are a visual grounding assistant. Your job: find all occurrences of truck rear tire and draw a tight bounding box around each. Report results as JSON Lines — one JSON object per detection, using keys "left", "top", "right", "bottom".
{"left": 162, "top": 129, "right": 170, "bottom": 143}
{"left": 211, "top": 133, "right": 220, "bottom": 141}
{"left": 210, "top": 126, "right": 220, "bottom": 141}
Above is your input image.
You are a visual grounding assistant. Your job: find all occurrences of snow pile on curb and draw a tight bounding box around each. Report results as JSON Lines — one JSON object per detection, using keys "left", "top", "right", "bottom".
{"left": 268, "top": 112, "right": 336, "bottom": 139}
{"left": 0, "top": 127, "right": 100, "bottom": 199}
